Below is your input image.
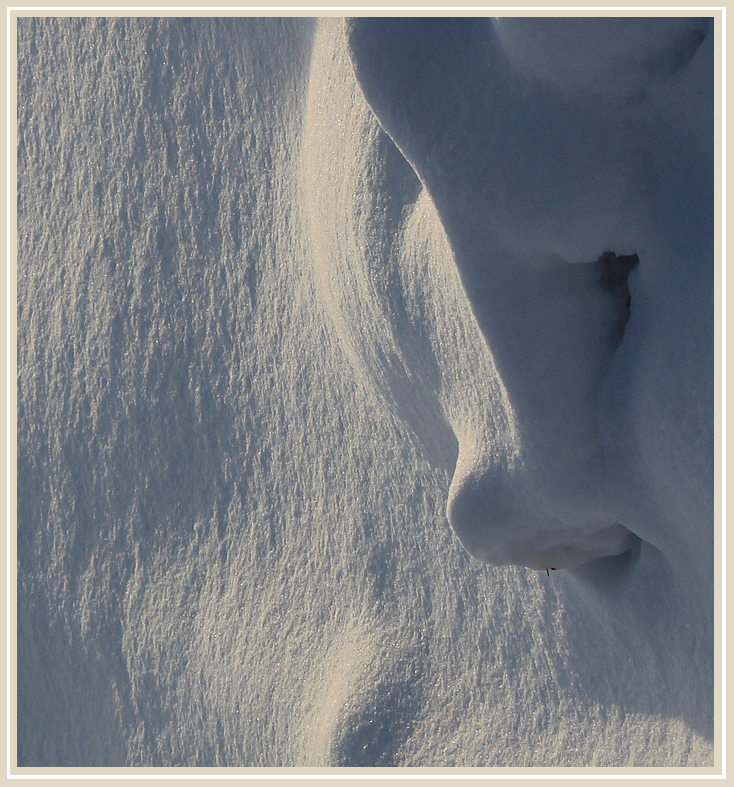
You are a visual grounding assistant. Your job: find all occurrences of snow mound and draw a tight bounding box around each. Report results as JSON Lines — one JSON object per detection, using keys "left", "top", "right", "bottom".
{"left": 304, "top": 19, "right": 656, "bottom": 575}
{"left": 346, "top": 16, "right": 713, "bottom": 583}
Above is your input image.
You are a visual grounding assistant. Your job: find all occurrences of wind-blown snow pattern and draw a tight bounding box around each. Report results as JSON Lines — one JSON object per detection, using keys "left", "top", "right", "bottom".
{"left": 17, "top": 16, "right": 715, "bottom": 767}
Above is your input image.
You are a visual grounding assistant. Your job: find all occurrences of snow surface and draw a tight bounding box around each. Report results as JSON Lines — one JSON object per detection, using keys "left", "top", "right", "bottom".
{"left": 16, "top": 16, "right": 715, "bottom": 767}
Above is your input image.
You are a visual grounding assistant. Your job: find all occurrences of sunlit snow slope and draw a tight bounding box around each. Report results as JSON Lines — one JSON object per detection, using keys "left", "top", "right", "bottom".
{"left": 17, "top": 17, "right": 714, "bottom": 767}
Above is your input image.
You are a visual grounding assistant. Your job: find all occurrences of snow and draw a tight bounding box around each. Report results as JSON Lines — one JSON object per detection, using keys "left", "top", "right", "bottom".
{"left": 491, "top": 17, "right": 711, "bottom": 100}
{"left": 16, "top": 16, "right": 716, "bottom": 767}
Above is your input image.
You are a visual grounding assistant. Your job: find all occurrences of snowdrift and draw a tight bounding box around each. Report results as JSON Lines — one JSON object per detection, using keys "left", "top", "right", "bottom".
{"left": 346, "top": 16, "right": 713, "bottom": 580}
{"left": 16, "top": 16, "right": 715, "bottom": 767}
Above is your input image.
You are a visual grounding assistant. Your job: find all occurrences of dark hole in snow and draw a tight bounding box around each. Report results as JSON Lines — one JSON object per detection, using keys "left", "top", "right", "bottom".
{"left": 596, "top": 250, "right": 639, "bottom": 351}
{"left": 597, "top": 250, "right": 639, "bottom": 298}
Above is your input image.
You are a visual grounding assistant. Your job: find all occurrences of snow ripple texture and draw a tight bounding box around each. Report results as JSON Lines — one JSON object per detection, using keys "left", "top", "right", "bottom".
{"left": 17, "top": 17, "right": 714, "bottom": 766}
